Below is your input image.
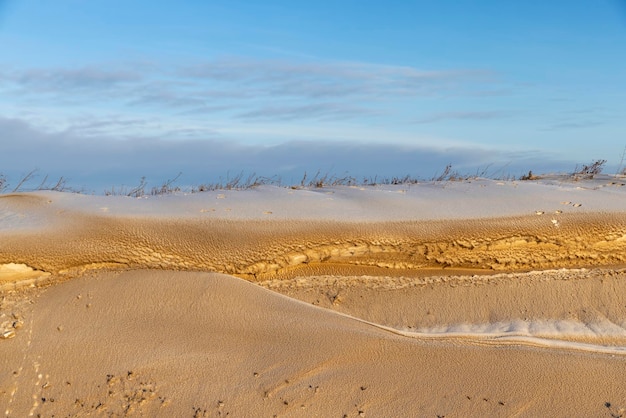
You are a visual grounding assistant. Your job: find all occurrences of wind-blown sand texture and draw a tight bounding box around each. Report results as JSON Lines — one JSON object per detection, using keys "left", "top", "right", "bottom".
{"left": 1, "top": 177, "right": 626, "bottom": 416}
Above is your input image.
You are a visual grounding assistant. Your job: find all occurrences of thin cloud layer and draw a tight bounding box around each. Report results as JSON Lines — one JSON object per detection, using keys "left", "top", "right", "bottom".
{"left": 0, "top": 58, "right": 501, "bottom": 129}
{"left": 1, "top": 55, "right": 617, "bottom": 162}
{"left": 12, "top": 67, "right": 143, "bottom": 91}
{"left": 1, "top": 56, "right": 620, "bottom": 177}
{"left": 179, "top": 59, "right": 492, "bottom": 99}
{"left": 237, "top": 102, "right": 377, "bottom": 121}
{"left": 415, "top": 111, "right": 509, "bottom": 124}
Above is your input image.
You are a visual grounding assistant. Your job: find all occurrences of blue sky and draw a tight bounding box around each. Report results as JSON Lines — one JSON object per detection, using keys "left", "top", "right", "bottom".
{"left": 1, "top": 0, "right": 625, "bottom": 191}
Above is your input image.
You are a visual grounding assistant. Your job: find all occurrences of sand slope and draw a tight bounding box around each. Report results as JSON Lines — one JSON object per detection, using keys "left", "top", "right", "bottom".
{"left": 2, "top": 269, "right": 626, "bottom": 417}
{"left": 261, "top": 268, "right": 626, "bottom": 348}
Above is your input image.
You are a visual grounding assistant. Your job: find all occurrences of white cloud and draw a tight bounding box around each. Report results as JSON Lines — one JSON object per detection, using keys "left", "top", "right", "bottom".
{"left": 0, "top": 58, "right": 502, "bottom": 133}
{"left": 180, "top": 58, "right": 494, "bottom": 99}
{"left": 236, "top": 102, "right": 378, "bottom": 121}
{"left": 414, "top": 111, "right": 510, "bottom": 124}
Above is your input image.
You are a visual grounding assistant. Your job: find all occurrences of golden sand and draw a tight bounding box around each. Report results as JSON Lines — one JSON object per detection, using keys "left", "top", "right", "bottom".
{"left": 1, "top": 184, "right": 626, "bottom": 416}
{"left": 2, "top": 194, "right": 625, "bottom": 277}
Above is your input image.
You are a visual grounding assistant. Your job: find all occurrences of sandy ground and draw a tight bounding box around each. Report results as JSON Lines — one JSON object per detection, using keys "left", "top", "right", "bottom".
{"left": 1, "top": 177, "right": 626, "bottom": 417}
{"left": 2, "top": 269, "right": 626, "bottom": 417}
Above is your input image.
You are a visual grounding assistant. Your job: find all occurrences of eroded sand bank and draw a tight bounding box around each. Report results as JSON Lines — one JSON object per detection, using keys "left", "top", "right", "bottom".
{"left": 1, "top": 188, "right": 626, "bottom": 279}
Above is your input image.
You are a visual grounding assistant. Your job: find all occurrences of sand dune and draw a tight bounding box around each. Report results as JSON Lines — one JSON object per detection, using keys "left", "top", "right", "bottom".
{"left": 2, "top": 270, "right": 626, "bottom": 417}
{"left": 1, "top": 177, "right": 626, "bottom": 416}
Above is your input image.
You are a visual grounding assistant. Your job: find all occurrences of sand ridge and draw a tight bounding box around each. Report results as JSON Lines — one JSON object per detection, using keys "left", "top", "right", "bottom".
{"left": 2, "top": 180, "right": 625, "bottom": 279}
{"left": 1, "top": 209, "right": 625, "bottom": 279}
{"left": 5, "top": 177, "right": 625, "bottom": 221}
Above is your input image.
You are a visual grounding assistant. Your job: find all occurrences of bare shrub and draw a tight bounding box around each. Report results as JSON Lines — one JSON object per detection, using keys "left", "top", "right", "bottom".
{"left": 191, "top": 173, "right": 281, "bottom": 193}
{"left": 151, "top": 172, "right": 182, "bottom": 195}
{"left": 291, "top": 171, "right": 356, "bottom": 189}
{"left": 432, "top": 164, "right": 465, "bottom": 182}
{"left": 434, "top": 164, "right": 452, "bottom": 182}
{"left": 50, "top": 177, "right": 68, "bottom": 191}
{"left": 617, "top": 145, "right": 626, "bottom": 176}
{"left": 520, "top": 170, "right": 539, "bottom": 181}
{"left": 127, "top": 177, "right": 147, "bottom": 198}
{"left": 572, "top": 159, "right": 606, "bottom": 179}
{"left": 12, "top": 169, "right": 37, "bottom": 192}
{"left": 35, "top": 175, "right": 68, "bottom": 191}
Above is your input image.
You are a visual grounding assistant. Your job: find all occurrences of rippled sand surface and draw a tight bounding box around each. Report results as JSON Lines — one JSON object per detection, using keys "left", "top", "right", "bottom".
{"left": 1, "top": 177, "right": 626, "bottom": 416}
